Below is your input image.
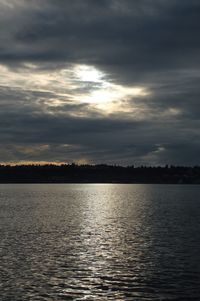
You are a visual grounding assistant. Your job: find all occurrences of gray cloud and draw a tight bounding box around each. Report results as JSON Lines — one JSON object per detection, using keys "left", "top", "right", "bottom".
{"left": 0, "top": 0, "right": 200, "bottom": 165}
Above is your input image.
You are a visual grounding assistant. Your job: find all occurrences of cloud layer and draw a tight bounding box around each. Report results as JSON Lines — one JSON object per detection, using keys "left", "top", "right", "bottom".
{"left": 0, "top": 0, "right": 200, "bottom": 165}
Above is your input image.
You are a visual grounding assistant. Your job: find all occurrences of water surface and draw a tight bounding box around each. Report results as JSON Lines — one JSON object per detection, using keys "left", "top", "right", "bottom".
{"left": 0, "top": 184, "right": 200, "bottom": 300}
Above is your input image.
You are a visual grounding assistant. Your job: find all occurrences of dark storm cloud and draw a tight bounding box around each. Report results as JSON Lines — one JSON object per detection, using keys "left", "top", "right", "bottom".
{"left": 0, "top": 0, "right": 200, "bottom": 164}
{"left": 1, "top": 0, "right": 200, "bottom": 72}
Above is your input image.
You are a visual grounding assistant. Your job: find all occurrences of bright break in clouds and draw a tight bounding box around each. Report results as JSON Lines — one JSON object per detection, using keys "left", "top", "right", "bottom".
{"left": 0, "top": 0, "right": 200, "bottom": 165}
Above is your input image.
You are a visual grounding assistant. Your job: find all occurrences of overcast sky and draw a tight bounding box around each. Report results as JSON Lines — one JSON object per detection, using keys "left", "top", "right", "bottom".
{"left": 0, "top": 0, "right": 200, "bottom": 165}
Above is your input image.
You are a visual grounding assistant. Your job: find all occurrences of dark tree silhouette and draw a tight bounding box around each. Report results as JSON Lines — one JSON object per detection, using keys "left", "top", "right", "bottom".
{"left": 0, "top": 164, "right": 199, "bottom": 183}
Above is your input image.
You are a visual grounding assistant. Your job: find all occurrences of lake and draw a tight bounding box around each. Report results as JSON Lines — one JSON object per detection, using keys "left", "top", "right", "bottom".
{"left": 0, "top": 184, "right": 200, "bottom": 300}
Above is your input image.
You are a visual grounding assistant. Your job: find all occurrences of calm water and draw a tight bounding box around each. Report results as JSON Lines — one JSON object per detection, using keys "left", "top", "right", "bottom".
{"left": 0, "top": 184, "right": 200, "bottom": 300}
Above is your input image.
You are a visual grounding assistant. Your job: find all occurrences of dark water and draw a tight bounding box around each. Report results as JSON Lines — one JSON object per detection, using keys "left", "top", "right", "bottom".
{"left": 0, "top": 184, "right": 200, "bottom": 300}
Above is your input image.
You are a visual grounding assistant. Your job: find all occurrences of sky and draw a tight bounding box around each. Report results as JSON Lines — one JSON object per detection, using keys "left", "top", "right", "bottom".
{"left": 0, "top": 0, "right": 200, "bottom": 165}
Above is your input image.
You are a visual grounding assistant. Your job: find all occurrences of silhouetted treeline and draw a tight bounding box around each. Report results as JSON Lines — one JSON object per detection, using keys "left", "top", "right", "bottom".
{"left": 0, "top": 164, "right": 200, "bottom": 183}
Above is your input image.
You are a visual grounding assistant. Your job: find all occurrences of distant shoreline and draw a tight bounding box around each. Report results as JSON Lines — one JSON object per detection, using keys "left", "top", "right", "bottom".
{"left": 0, "top": 182, "right": 200, "bottom": 186}
{"left": 0, "top": 164, "right": 200, "bottom": 184}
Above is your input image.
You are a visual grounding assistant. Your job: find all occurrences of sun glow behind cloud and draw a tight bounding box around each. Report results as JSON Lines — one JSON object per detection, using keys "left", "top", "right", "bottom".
{"left": 0, "top": 63, "right": 150, "bottom": 116}
{"left": 73, "top": 64, "right": 149, "bottom": 113}
{"left": 75, "top": 65, "right": 104, "bottom": 83}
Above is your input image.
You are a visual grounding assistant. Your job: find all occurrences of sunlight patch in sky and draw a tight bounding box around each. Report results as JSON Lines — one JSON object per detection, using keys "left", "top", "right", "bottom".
{"left": 0, "top": 63, "right": 149, "bottom": 116}
{"left": 75, "top": 65, "right": 104, "bottom": 83}
{"left": 73, "top": 64, "right": 149, "bottom": 113}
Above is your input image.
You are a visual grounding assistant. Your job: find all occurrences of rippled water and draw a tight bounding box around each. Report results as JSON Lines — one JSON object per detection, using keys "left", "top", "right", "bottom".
{"left": 0, "top": 184, "right": 200, "bottom": 300}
